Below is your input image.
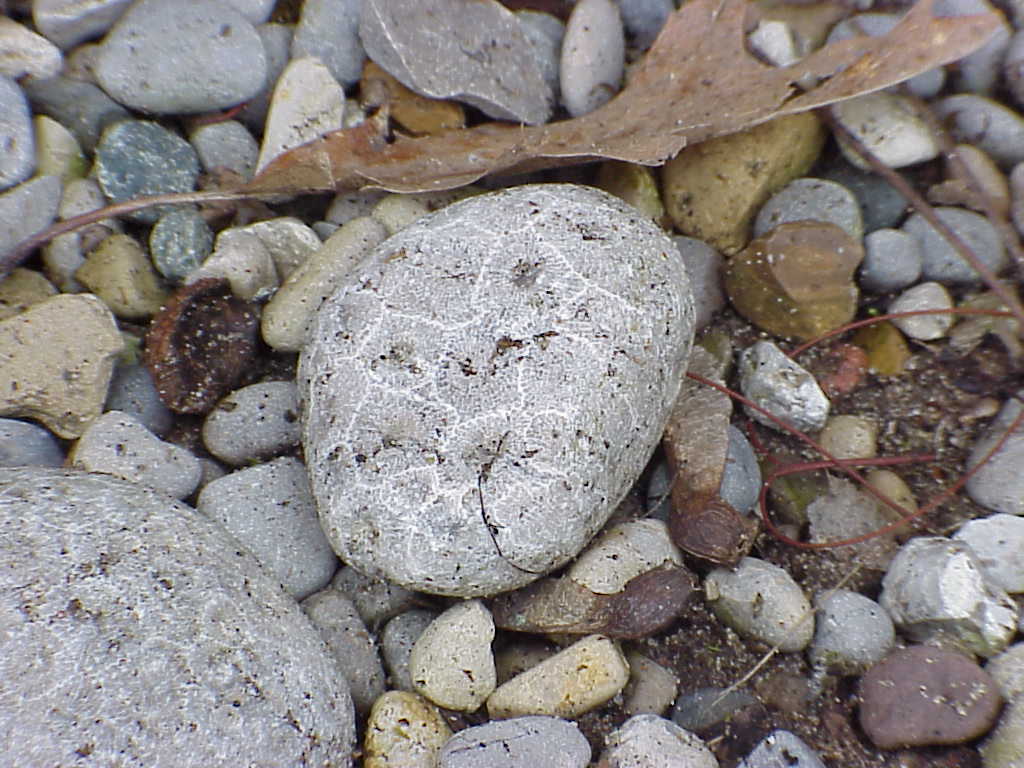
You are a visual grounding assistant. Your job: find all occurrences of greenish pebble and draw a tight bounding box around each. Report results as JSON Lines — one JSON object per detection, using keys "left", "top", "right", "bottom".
{"left": 149, "top": 208, "right": 213, "bottom": 283}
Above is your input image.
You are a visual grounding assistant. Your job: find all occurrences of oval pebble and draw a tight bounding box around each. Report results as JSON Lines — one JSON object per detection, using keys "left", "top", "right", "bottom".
{"left": 721, "top": 424, "right": 761, "bottom": 514}
{"left": 0, "top": 75, "right": 34, "bottom": 191}
{"left": 673, "top": 236, "right": 725, "bottom": 331}
{"left": 75, "top": 232, "right": 168, "bottom": 319}
{"left": 236, "top": 216, "right": 322, "bottom": 281}
{"left": 568, "top": 518, "right": 682, "bottom": 595}
{"left": 981, "top": 695, "right": 1024, "bottom": 767}
{"left": 902, "top": 206, "right": 1006, "bottom": 284}
{"left": 299, "top": 184, "right": 694, "bottom": 597}
{"left": 105, "top": 361, "right": 174, "bottom": 438}
{"left": 622, "top": 651, "right": 679, "bottom": 716}
{"left": 196, "top": 457, "right": 338, "bottom": 600}
{"left": 615, "top": 0, "right": 673, "bottom": 51}
{"left": 0, "top": 175, "right": 62, "bottom": 264}
{"left": 381, "top": 609, "right": 437, "bottom": 692}
{"left": 935, "top": 94, "right": 1024, "bottom": 169}
{"left": 0, "top": 417, "right": 64, "bottom": 467}
{"left": 808, "top": 589, "right": 894, "bottom": 674}
{"left": 954, "top": 514, "right": 1024, "bottom": 594}
{"left": 887, "top": 281, "right": 954, "bottom": 341}
{"left": 201, "top": 380, "right": 300, "bottom": 465}
{"left": 966, "top": 394, "right": 1024, "bottom": 516}
{"left": 738, "top": 730, "right": 825, "bottom": 768}
{"left": 188, "top": 120, "right": 258, "bottom": 179}
{"left": 22, "top": 75, "right": 130, "bottom": 153}
{"left": 363, "top": 690, "right": 452, "bottom": 768}
{"left": 859, "top": 228, "right": 921, "bottom": 293}
{"left": 517, "top": 10, "right": 564, "bottom": 102}
{"left": 738, "top": 341, "right": 829, "bottom": 434}
{"left": 753, "top": 177, "right": 863, "bottom": 241}
{"left": 187, "top": 228, "right": 279, "bottom": 301}
{"left": 149, "top": 208, "right": 214, "bottom": 283}
{"left": 602, "top": 714, "right": 717, "bottom": 768}
{"left": 439, "top": 716, "right": 590, "bottom": 768}
{"left": 832, "top": 92, "right": 939, "bottom": 169}
{"left": 560, "top": 0, "right": 625, "bottom": 117}
{"left": 985, "top": 642, "right": 1024, "bottom": 701}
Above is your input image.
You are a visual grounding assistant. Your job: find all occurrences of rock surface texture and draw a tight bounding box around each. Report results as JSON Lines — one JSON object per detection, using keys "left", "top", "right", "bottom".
{"left": 300, "top": 185, "right": 695, "bottom": 596}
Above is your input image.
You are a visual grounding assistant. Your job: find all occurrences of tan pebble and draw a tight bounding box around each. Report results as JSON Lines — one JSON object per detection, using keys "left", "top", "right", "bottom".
{"left": 76, "top": 233, "right": 168, "bottom": 319}
{"left": 372, "top": 195, "right": 431, "bottom": 235}
{"left": 864, "top": 469, "right": 918, "bottom": 538}
{"left": 820, "top": 415, "right": 878, "bottom": 460}
{"left": 623, "top": 651, "right": 679, "bottom": 716}
{"left": 568, "top": 518, "right": 682, "bottom": 594}
{"left": 363, "top": 691, "right": 452, "bottom": 768}
{"left": 595, "top": 161, "right": 665, "bottom": 222}
{"left": 34, "top": 115, "right": 87, "bottom": 182}
{"left": 0, "top": 267, "right": 56, "bottom": 320}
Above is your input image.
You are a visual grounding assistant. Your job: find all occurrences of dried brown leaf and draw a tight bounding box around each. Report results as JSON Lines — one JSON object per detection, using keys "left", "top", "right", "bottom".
{"left": 245, "top": 0, "right": 1000, "bottom": 196}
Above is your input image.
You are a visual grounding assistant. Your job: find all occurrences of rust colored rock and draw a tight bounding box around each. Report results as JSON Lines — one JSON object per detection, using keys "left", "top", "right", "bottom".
{"left": 144, "top": 278, "right": 260, "bottom": 414}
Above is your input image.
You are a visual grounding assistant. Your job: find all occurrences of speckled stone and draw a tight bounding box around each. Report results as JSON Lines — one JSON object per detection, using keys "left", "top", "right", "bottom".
{"left": 149, "top": 208, "right": 214, "bottom": 283}
{"left": 75, "top": 233, "right": 169, "bottom": 319}
{"left": 439, "top": 716, "right": 590, "bottom": 768}
{"left": 201, "top": 380, "right": 301, "bottom": 466}
{"left": 363, "top": 691, "right": 452, "bottom": 768}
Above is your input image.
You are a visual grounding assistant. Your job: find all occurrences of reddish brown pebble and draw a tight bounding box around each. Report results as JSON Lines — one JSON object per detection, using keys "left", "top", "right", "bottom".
{"left": 144, "top": 278, "right": 260, "bottom": 414}
{"left": 814, "top": 342, "right": 869, "bottom": 398}
{"left": 859, "top": 646, "right": 1003, "bottom": 749}
{"left": 603, "top": 566, "right": 696, "bottom": 639}
{"left": 669, "top": 499, "right": 758, "bottom": 567}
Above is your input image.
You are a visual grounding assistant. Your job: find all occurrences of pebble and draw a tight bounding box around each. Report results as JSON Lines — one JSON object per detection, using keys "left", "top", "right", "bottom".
{"left": 438, "top": 716, "right": 590, "bottom": 768}
{"left": 721, "top": 424, "right": 762, "bottom": 514}
{"left": 887, "top": 281, "right": 955, "bottom": 341}
{"left": 301, "top": 588, "right": 387, "bottom": 716}
{"left": 0, "top": 174, "right": 62, "bottom": 262}
{"left": 495, "top": 641, "right": 557, "bottom": 684}
{"left": 325, "top": 190, "right": 390, "bottom": 226}
{"left": 0, "top": 293, "right": 122, "bottom": 438}
{"left": 859, "top": 645, "right": 1003, "bottom": 748}
{"left": 94, "top": 0, "right": 266, "bottom": 114}
{"left": 75, "top": 233, "right": 168, "bottom": 319}
{"left": 256, "top": 56, "right": 345, "bottom": 173}
{"left": 487, "top": 635, "right": 630, "bottom": 718}
{"left": 0, "top": 467, "right": 355, "bottom": 766}
{"left": 69, "top": 410, "right": 201, "bottom": 499}
{"left": 986, "top": 642, "right": 1024, "bottom": 701}
{"left": 370, "top": 194, "right": 431, "bottom": 234}
{"left": 363, "top": 690, "right": 452, "bottom": 768}
{"left": 902, "top": 206, "right": 1006, "bottom": 284}
{"left": 737, "top": 341, "right": 830, "bottom": 434}
{"left": 237, "top": 216, "right": 322, "bottom": 280}
{"left": 560, "top": 0, "right": 625, "bottom": 117}
{"left": 753, "top": 177, "right": 863, "bottom": 241}
{"left": 671, "top": 687, "right": 761, "bottom": 733}
{"left": 954, "top": 514, "right": 1024, "bottom": 594}
{"left": 94, "top": 120, "right": 200, "bottom": 223}
{"left": 225, "top": 0, "right": 275, "bottom": 24}
{"left": 0, "top": 17, "right": 62, "bottom": 80}
{"left": 673, "top": 236, "right": 725, "bottom": 330}
{"left": 595, "top": 161, "right": 665, "bottom": 223}
{"left": 818, "top": 414, "right": 877, "bottom": 460}
{"left": 43, "top": 177, "right": 118, "bottom": 291}
{"left": 944, "top": 0, "right": 1011, "bottom": 95}
{"left": 0, "top": 267, "right": 56, "bottom": 320}
{"left": 567, "top": 518, "right": 683, "bottom": 594}
{"left": 601, "top": 714, "right": 718, "bottom": 768}
{"left": 966, "top": 394, "right": 1024, "bottom": 515}
{"left": 33, "top": 114, "right": 87, "bottom": 182}
{"left": 0, "top": 417, "right": 64, "bottom": 467}
{"left": 622, "top": 651, "right": 679, "bottom": 716}
{"left": 149, "top": 208, "right": 214, "bottom": 283}
{"left": 859, "top": 228, "right": 922, "bottom": 292}
{"left": 832, "top": 92, "right": 939, "bottom": 169}
{"left": 187, "top": 228, "right": 278, "bottom": 301}
{"left": 935, "top": 94, "right": 1024, "bottom": 169}
{"left": 300, "top": 185, "right": 694, "bottom": 597}
{"left": 360, "top": 0, "right": 552, "bottom": 125}
{"left": 865, "top": 468, "right": 918, "bottom": 535}
{"left": 1006, "top": 27, "right": 1024, "bottom": 110}
{"left": 615, "top": 0, "right": 673, "bottom": 51}
{"left": 31, "top": 0, "right": 133, "bottom": 50}
{"left": 196, "top": 457, "right": 339, "bottom": 600}
{"left": 188, "top": 120, "right": 258, "bottom": 179}
{"left": 748, "top": 19, "right": 800, "bottom": 68}
{"left": 704, "top": 557, "right": 814, "bottom": 652}
{"left": 330, "top": 566, "right": 420, "bottom": 630}
{"left": 104, "top": 362, "right": 174, "bottom": 438}
{"left": 981, "top": 696, "right": 1024, "bottom": 767}
{"left": 517, "top": 10, "right": 564, "bottom": 102}
{"left": 381, "top": 609, "right": 437, "bottom": 692}
{"left": 262, "top": 215, "right": 388, "bottom": 351}
{"left": 808, "top": 589, "right": 894, "bottom": 674}
{"left": 737, "top": 730, "right": 825, "bottom": 768}
{"left": 409, "top": 599, "right": 496, "bottom": 711}
{"left": 880, "top": 536, "right": 1018, "bottom": 658}
{"left": 238, "top": 22, "right": 293, "bottom": 133}
{"left": 818, "top": 159, "right": 907, "bottom": 232}
{"left": 22, "top": 76, "right": 129, "bottom": 152}
{"left": 291, "top": 0, "right": 365, "bottom": 87}
{"left": 806, "top": 478, "right": 897, "bottom": 569}
{"left": 930, "top": 143, "right": 1010, "bottom": 214}
{"left": 0, "top": 75, "right": 33, "bottom": 191}
{"left": 201, "top": 381, "right": 300, "bottom": 465}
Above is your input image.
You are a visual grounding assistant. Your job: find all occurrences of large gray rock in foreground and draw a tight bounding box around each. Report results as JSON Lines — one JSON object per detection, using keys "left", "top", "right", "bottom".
{"left": 300, "top": 184, "right": 695, "bottom": 597}
{"left": 0, "top": 468, "right": 355, "bottom": 766}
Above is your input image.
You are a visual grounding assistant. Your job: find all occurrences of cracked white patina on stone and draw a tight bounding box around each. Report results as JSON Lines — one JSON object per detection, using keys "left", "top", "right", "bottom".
{"left": 300, "top": 184, "right": 695, "bottom": 597}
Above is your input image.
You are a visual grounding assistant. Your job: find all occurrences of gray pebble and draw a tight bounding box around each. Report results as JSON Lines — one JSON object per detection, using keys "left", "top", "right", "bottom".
{"left": 808, "top": 589, "right": 894, "bottom": 674}
{"left": 984, "top": 642, "right": 1024, "bottom": 701}
{"left": 291, "top": 0, "right": 365, "bottom": 87}
{"left": 439, "top": 716, "right": 590, "bottom": 768}
{"left": 614, "top": 0, "right": 672, "bottom": 51}
{"left": 1005, "top": 28, "right": 1024, "bottom": 110}
{"left": 43, "top": 177, "right": 119, "bottom": 292}
{"left": 818, "top": 160, "right": 907, "bottom": 232}
{"left": 95, "top": 0, "right": 267, "bottom": 114}
{"left": 330, "top": 565, "right": 420, "bottom": 629}
{"left": 934, "top": 94, "right": 1024, "bottom": 168}
{"left": 69, "top": 410, "right": 201, "bottom": 500}
{"left": 0, "top": 175, "right": 62, "bottom": 263}
{"left": 149, "top": 208, "right": 214, "bottom": 283}
{"left": 601, "top": 714, "right": 717, "bottom": 768}
{"left": 940, "top": 0, "right": 1010, "bottom": 95}
{"left": 201, "top": 380, "right": 300, "bottom": 466}
{"left": 622, "top": 651, "right": 679, "bottom": 716}
{"left": 981, "top": 696, "right": 1024, "bottom": 767}
{"left": 104, "top": 362, "right": 174, "bottom": 437}
{"left": 738, "top": 341, "right": 830, "bottom": 434}
{"left": 902, "top": 207, "right": 1006, "bottom": 284}
{"left": 196, "top": 457, "right": 338, "bottom": 599}
{"left": 0, "top": 76, "right": 34, "bottom": 191}
{"left": 673, "top": 235, "right": 724, "bottom": 331}
{"left": 721, "top": 424, "right": 760, "bottom": 514}
{"left": 237, "top": 23, "right": 294, "bottom": 133}
{"left": 753, "top": 177, "right": 863, "bottom": 241}
{"left": 325, "top": 189, "right": 390, "bottom": 226}
{"left": 0, "top": 467, "right": 355, "bottom": 766}
{"left": 0, "top": 17, "right": 62, "bottom": 80}
{"left": 381, "top": 609, "right": 438, "bottom": 692}
{"left": 301, "top": 588, "right": 387, "bottom": 716}
{"left": 188, "top": 120, "right": 259, "bottom": 179}
{"left": 859, "top": 228, "right": 922, "bottom": 293}
{"left": 187, "top": 228, "right": 278, "bottom": 300}
{"left": 955, "top": 514, "right": 1024, "bottom": 594}
{"left": 737, "top": 730, "right": 825, "bottom": 768}
{"left": 236, "top": 216, "right": 322, "bottom": 280}
{"left": 0, "top": 417, "right": 64, "bottom": 467}
{"left": 832, "top": 92, "right": 939, "bottom": 170}
{"left": 672, "top": 687, "right": 759, "bottom": 732}
{"left": 22, "top": 75, "right": 129, "bottom": 152}
{"left": 887, "top": 281, "right": 954, "bottom": 341}
{"left": 31, "top": 0, "right": 133, "bottom": 50}
{"left": 225, "top": 0, "right": 275, "bottom": 23}
{"left": 560, "top": 0, "right": 625, "bottom": 117}
{"left": 645, "top": 455, "right": 672, "bottom": 520}
{"left": 966, "top": 394, "right": 1024, "bottom": 516}
{"left": 517, "top": 11, "right": 564, "bottom": 103}
{"left": 94, "top": 120, "right": 200, "bottom": 223}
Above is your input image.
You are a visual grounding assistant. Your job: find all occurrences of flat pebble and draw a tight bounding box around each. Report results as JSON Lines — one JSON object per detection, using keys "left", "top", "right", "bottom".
{"left": 439, "top": 716, "right": 590, "bottom": 768}
{"left": 104, "top": 362, "right": 174, "bottom": 437}
{"left": 887, "top": 281, "right": 954, "bottom": 341}
{"left": 981, "top": 696, "right": 1024, "bottom": 767}
{"left": 859, "top": 645, "right": 1003, "bottom": 748}
{"left": 753, "top": 177, "right": 863, "bottom": 241}
{"left": 0, "top": 293, "right": 122, "bottom": 438}
{"left": 291, "top": 0, "right": 364, "bottom": 86}
{"left": 517, "top": 10, "right": 564, "bottom": 102}
{"left": 75, "top": 233, "right": 168, "bottom": 319}
{"left": 673, "top": 236, "right": 725, "bottom": 331}
{"left": 22, "top": 76, "right": 129, "bottom": 152}
{"left": 935, "top": 94, "right": 1024, "bottom": 169}
{"left": 381, "top": 609, "right": 437, "bottom": 692}
{"left": 622, "top": 651, "right": 679, "bottom": 716}
{"left": 966, "top": 394, "right": 1024, "bottom": 515}
{"left": 737, "top": 730, "right": 825, "bottom": 768}
{"left": 859, "top": 228, "right": 922, "bottom": 292}
{"left": 0, "top": 16, "right": 62, "bottom": 80}
{"left": 985, "top": 642, "right": 1024, "bottom": 701}
{"left": 0, "top": 76, "right": 34, "bottom": 192}
{"left": 832, "top": 92, "right": 939, "bottom": 169}
{"left": 237, "top": 216, "right": 322, "bottom": 280}
{"left": 601, "top": 714, "right": 717, "bottom": 768}
{"left": 201, "top": 380, "right": 300, "bottom": 465}
{"left": 188, "top": 120, "right": 258, "bottom": 179}
{"left": 149, "top": 208, "right": 214, "bottom": 283}
{"left": 196, "top": 457, "right": 338, "bottom": 600}
{"left": 409, "top": 600, "right": 496, "bottom": 711}
{"left": 0, "top": 417, "right": 64, "bottom": 467}
{"left": 902, "top": 206, "right": 1006, "bottom": 284}
{"left": 738, "top": 341, "right": 830, "bottom": 434}
{"left": 363, "top": 690, "right": 452, "bottom": 768}
{"left": 808, "top": 589, "right": 894, "bottom": 674}
{"left": 560, "top": 0, "right": 625, "bottom": 117}
{"left": 301, "top": 589, "right": 386, "bottom": 716}
{"left": 955, "top": 514, "right": 1024, "bottom": 594}
{"left": 818, "top": 415, "right": 877, "bottom": 460}
{"left": 237, "top": 22, "right": 293, "bottom": 132}
{"left": 330, "top": 566, "right": 419, "bottom": 630}
{"left": 94, "top": 120, "right": 199, "bottom": 223}
{"left": 95, "top": 0, "right": 266, "bottom": 114}
{"left": 721, "top": 424, "right": 761, "bottom": 514}
{"left": 0, "top": 175, "right": 61, "bottom": 262}
{"left": 256, "top": 56, "right": 345, "bottom": 173}
{"left": 69, "top": 410, "right": 200, "bottom": 499}
{"left": 187, "top": 228, "right": 278, "bottom": 300}
{"left": 568, "top": 518, "right": 683, "bottom": 594}
{"left": 880, "top": 536, "right": 1018, "bottom": 658}
{"left": 487, "top": 634, "right": 629, "bottom": 718}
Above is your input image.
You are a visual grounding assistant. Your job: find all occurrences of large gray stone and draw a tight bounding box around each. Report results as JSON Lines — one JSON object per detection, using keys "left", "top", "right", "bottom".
{"left": 0, "top": 467, "right": 355, "bottom": 766}
{"left": 300, "top": 184, "right": 694, "bottom": 597}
